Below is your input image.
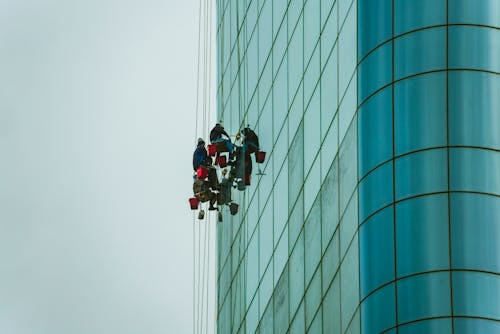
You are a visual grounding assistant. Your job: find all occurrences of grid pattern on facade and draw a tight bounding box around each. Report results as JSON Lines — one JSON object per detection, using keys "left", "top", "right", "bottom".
{"left": 216, "top": 0, "right": 500, "bottom": 333}
{"left": 216, "top": 0, "right": 360, "bottom": 332}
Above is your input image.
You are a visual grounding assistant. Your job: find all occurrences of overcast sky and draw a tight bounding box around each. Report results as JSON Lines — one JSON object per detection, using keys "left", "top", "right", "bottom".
{"left": 0, "top": 0, "right": 215, "bottom": 333}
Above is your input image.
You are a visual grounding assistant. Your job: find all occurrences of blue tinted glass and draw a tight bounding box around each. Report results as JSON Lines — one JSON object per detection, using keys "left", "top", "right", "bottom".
{"left": 449, "top": 26, "right": 500, "bottom": 73}
{"left": 399, "top": 318, "right": 452, "bottom": 334}
{"left": 396, "top": 194, "right": 449, "bottom": 277}
{"left": 450, "top": 0, "right": 500, "bottom": 28}
{"left": 397, "top": 272, "right": 451, "bottom": 323}
{"left": 453, "top": 271, "right": 500, "bottom": 319}
{"left": 450, "top": 148, "right": 500, "bottom": 195}
{"left": 395, "top": 149, "right": 448, "bottom": 200}
{"left": 451, "top": 193, "right": 500, "bottom": 273}
{"left": 449, "top": 71, "right": 500, "bottom": 149}
{"left": 358, "top": 87, "right": 393, "bottom": 177}
{"left": 394, "top": 27, "right": 446, "bottom": 79}
{"left": 394, "top": 72, "right": 447, "bottom": 155}
{"left": 360, "top": 206, "right": 394, "bottom": 297}
{"left": 361, "top": 284, "right": 396, "bottom": 334}
{"left": 394, "top": 0, "right": 446, "bottom": 35}
{"left": 358, "top": 0, "right": 392, "bottom": 58}
{"left": 358, "top": 42, "right": 392, "bottom": 103}
{"left": 359, "top": 161, "right": 394, "bottom": 222}
{"left": 454, "top": 318, "right": 500, "bottom": 334}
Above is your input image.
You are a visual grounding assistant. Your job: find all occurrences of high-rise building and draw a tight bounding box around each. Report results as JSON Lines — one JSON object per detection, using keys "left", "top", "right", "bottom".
{"left": 215, "top": 0, "right": 499, "bottom": 332}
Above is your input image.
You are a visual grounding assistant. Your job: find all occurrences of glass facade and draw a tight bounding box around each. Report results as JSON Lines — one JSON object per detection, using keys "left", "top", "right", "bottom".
{"left": 216, "top": 0, "right": 499, "bottom": 332}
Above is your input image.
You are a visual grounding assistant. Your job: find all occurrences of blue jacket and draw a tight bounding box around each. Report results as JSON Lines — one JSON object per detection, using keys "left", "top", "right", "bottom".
{"left": 193, "top": 145, "right": 208, "bottom": 171}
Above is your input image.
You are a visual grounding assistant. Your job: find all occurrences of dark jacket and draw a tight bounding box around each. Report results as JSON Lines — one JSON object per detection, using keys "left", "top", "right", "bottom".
{"left": 210, "top": 124, "right": 230, "bottom": 142}
{"left": 193, "top": 145, "right": 208, "bottom": 171}
{"left": 243, "top": 127, "right": 259, "bottom": 149}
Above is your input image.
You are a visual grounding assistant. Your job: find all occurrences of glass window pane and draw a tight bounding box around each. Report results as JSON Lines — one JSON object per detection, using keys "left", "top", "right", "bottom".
{"left": 290, "top": 230, "right": 305, "bottom": 314}
{"left": 454, "top": 318, "right": 500, "bottom": 334}
{"left": 358, "top": 0, "right": 392, "bottom": 58}
{"left": 397, "top": 272, "right": 451, "bottom": 323}
{"left": 394, "top": 72, "right": 447, "bottom": 155}
{"left": 290, "top": 300, "right": 305, "bottom": 334}
{"left": 399, "top": 318, "right": 452, "bottom": 334}
{"left": 320, "top": 48, "right": 339, "bottom": 141}
{"left": 453, "top": 271, "right": 500, "bottom": 319}
{"left": 396, "top": 194, "right": 449, "bottom": 278}
{"left": 450, "top": 148, "right": 500, "bottom": 195}
{"left": 450, "top": 0, "right": 500, "bottom": 30}
{"left": 339, "top": 118, "right": 358, "bottom": 213}
{"left": 449, "top": 26, "right": 500, "bottom": 73}
{"left": 451, "top": 193, "right": 500, "bottom": 273}
{"left": 394, "top": 27, "right": 446, "bottom": 80}
{"left": 289, "top": 122, "right": 304, "bottom": 207}
{"left": 305, "top": 270, "right": 321, "bottom": 327}
{"left": 358, "top": 42, "right": 392, "bottom": 103}
{"left": 304, "top": 0, "right": 320, "bottom": 63}
{"left": 340, "top": 193, "right": 358, "bottom": 257}
{"left": 360, "top": 206, "right": 395, "bottom": 297}
{"left": 395, "top": 149, "right": 448, "bottom": 200}
{"left": 361, "top": 283, "right": 396, "bottom": 334}
{"left": 394, "top": 0, "right": 446, "bottom": 35}
{"left": 449, "top": 71, "right": 500, "bottom": 149}
{"left": 358, "top": 86, "right": 393, "bottom": 177}
{"left": 322, "top": 157, "right": 339, "bottom": 252}
{"left": 323, "top": 274, "right": 341, "bottom": 334}
{"left": 322, "top": 230, "right": 339, "bottom": 294}
{"left": 359, "top": 161, "right": 394, "bottom": 222}
{"left": 305, "top": 195, "right": 322, "bottom": 284}
{"left": 341, "top": 235, "right": 359, "bottom": 333}
{"left": 321, "top": 4, "right": 338, "bottom": 67}
{"left": 274, "top": 266, "right": 289, "bottom": 333}
{"left": 339, "top": 5, "right": 357, "bottom": 96}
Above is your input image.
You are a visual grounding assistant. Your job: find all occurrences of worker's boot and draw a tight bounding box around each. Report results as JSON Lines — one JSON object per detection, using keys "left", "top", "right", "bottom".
{"left": 218, "top": 211, "right": 223, "bottom": 222}
{"left": 198, "top": 209, "right": 205, "bottom": 220}
{"left": 208, "top": 203, "right": 216, "bottom": 211}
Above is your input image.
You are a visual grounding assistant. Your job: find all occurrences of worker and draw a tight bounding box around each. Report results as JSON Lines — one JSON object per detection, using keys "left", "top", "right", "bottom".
{"left": 242, "top": 127, "right": 260, "bottom": 154}
{"left": 210, "top": 123, "right": 234, "bottom": 157}
{"left": 193, "top": 138, "right": 208, "bottom": 171}
{"left": 193, "top": 178, "right": 217, "bottom": 211}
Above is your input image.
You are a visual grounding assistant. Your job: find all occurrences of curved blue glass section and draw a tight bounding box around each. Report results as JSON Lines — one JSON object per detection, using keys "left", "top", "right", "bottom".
{"left": 454, "top": 318, "right": 500, "bottom": 334}
{"left": 359, "top": 161, "right": 393, "bottom": 222}
{"left": 449, "top": 0, "right": 500, "bottom": 28}
{"left": 449, "top": 26, "right": 500, "bottom": 73}
{"left": 394, "top": 72, "right": 447, "bottom": 155}
{"left": 397, "top": 272, "right": 451, "bottom": 324}
{"left": 394, "top": 27, "right": 446, "bottom": 79}
{"left": 361, "top": 283, "right": 396, "bottom": 334}
{"left": 360, "top": 206, "right": 394, "bottom": 297}
{"left": 395, "top": 149, "right": 448, "bottom": 200}
{"left": 358, "top": 87, "right": 392, "bottom": 177}
{"left": 399, "top": 318, "right": 452, "bottom": 334}
{"left": 396, "top": 194, "right": 449, "bottom": 278}
{"left": 358, "top": 42, "right": 392, "bottom": 103}
{"left": 358, "top": 0, "right": 392, "bottom": 58}
{"left": 451, "top": 193, "right": 500, "bottom": 273}
{"left": 449, "top": 71, "right": 500, "bottom": 149}
{"left": 394, "top": 0, "right": 446, "bottom": 35}
{"left": 453, "top": 271, "right": 500, "bottom": 320}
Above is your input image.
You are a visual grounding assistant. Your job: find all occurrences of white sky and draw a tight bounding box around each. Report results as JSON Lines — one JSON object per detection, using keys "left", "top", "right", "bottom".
{"left": 0, "top": 0, "right": 216, "bottom": 333}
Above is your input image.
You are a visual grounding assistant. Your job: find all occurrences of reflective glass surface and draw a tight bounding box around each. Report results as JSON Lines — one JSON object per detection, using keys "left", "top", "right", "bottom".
{"left": 394, "top": 72, "right": 447, "bottom": 155}
{"left": 394, "top": 0, "right": 446, "bottom": 35}
{"left": 451, "top": 193, "right": 500, "bottom": 273}
{"left": 449, "top": 0, "right": 500, "bottom": 27}
{"left": 360, "top": 206, "right": 394, "bottom": 297}
{"left": 397, "top": 272, "right": 451, "bottom": 323}
{"left": 450, "top": 148, "right": 500, "bottom": 195}
{"left": 454, "top": 318, "right": 500, "bottom": 334}
{"left": 395, "top": 27, "right": 446, "bottom": 79}
{"left": 396, "top": 194, "right": 449, "bottom": 277}
{"left": 359, "top": 161, "right": 393, "bottom": 222}
{"left": 453, "top": 271, "right": 500, "bottom": 320}
{"left": 361, "top": 284, "right": 396, "bottom": 334}
{"left": 358, "top": 42, "right": 392, "bottom": 103}
{"left": 358, "top": 0, "right": 392, "bottom": 58}
{"left": 449, "top": 71, "right": 500, "bottom": 149}
{"left": 395, "top": 149, "right": 448, "bottom": 200}
{"left": 358, "top": 87, "right": 392, "bottom": 177}
{"left": 449, "top": 26, "right": 500, "bottom": 73}
{"left": 399, "top": 318, "right": 452, "bottom": 334}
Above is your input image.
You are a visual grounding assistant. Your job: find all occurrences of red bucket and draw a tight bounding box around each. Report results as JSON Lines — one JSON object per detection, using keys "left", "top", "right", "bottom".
{"left": 245, "top": 173, "right": 251, "bottom": 185}
{"left": 230, "top": 203, "right": 239, "bottom": 215}
{"left": 217, "top": 155, "right": 227, "bottom": 168}
{"left": 189, "top": 197, "right": 199, "bottom": 210}
{"left": 197, "top": 167, "right": 208, "bottom": 179}
{"left": 208, "top": 144, "right": 217, "bottom": 156}
{"left": 256, "top": 151, "right": 266, "bottom": 163}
